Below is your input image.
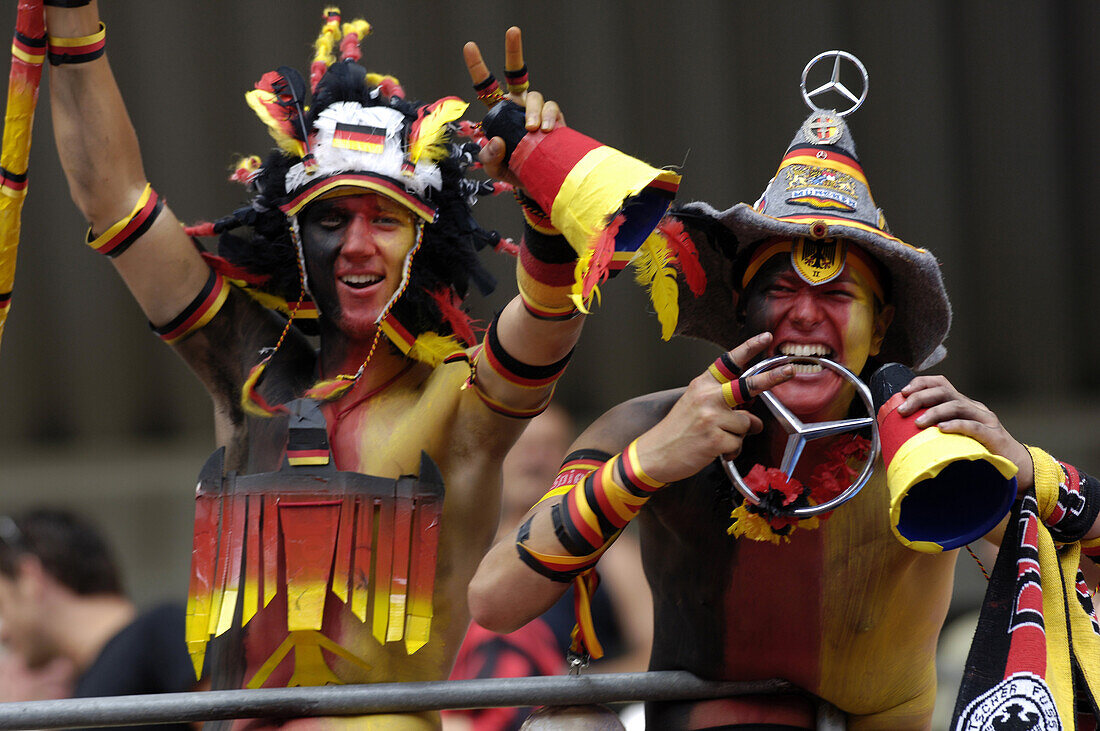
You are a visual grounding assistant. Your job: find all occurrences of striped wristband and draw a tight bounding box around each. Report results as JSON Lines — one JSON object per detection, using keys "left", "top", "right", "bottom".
{"left": 48, "top": 22, "right": 105, "bottom": 65}
{"left": 86, "top": 183, "right": 163, "bottom": 258}
{"left": 151, "top": 268, "right": 230, "bottom": 344}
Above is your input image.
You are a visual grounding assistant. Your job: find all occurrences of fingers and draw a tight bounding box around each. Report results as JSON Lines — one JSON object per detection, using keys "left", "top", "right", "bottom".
{"left": 524, "top": 90, "right": 544, "bottom": 130}
{"left": 729, "top": 332, "right": 774, "bottom": 373}
{"left": 541, "top": 100, "right": 565, "bottom": 131}
{"left": 504, "top": 26, "right": 525, "bottom": 73}
{"left": 477, "top": 137, "right": 508, "bottom": 179}
{"left": 463, "top": 41, "right": 490, "bottom": 85}
{"left": 745, "top": 364, "right": 795, "bottom": 398}
{"left": 503, "top": 27, "right": 531, "bottom": 98}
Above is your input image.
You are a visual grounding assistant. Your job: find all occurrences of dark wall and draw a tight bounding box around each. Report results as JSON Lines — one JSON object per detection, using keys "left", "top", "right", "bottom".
{"left": 0, "top": 0, "right": 1096, "bottom": 602}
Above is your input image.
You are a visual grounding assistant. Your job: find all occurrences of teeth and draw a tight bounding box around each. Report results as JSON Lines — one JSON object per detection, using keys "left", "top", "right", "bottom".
{"left": 341, "top": 274, "right": 382, "bottom": 286}
{"left": 779, "top": 343, "right": 831, "bottom": 357}
{"left": 792, "top": 363, "right": 824, "bottom": 374}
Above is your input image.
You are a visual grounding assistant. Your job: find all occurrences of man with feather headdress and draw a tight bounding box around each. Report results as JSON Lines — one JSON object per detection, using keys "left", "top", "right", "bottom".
{"left": 39, "top": 3, "right": 694, "bottom": 728}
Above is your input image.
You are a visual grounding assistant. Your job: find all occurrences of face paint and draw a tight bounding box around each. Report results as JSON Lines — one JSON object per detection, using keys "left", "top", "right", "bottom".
{"left": 743, "top": 243, "right": 893, "bottom": 422}
{"left": 299, "top": 193, "right": 417, "bottom": 342}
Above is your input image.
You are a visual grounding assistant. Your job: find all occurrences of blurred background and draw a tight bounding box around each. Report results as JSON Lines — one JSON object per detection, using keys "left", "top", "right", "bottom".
{"left": 0, "top": 0, "right": 1095, "bottom": 689}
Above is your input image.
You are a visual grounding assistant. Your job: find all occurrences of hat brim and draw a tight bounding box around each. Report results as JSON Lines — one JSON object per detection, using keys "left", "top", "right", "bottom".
{"left": 679, "top": 201, "right": 951, "bottom": 371}
{"left": 280, "top": 172, "right": 437, "bottom": 222}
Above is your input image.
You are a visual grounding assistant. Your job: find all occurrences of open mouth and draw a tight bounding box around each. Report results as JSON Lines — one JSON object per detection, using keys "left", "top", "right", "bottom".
{"left": 339, "top": 274, "right": 383, "bottom": 290}
{"left": 778, "top": 343, "right": 835, "bottom": 374}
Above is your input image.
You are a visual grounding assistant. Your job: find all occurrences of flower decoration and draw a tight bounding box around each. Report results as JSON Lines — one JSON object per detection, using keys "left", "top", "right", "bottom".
{"left": 728, "top": 435, "right": 870, "bottom": 543}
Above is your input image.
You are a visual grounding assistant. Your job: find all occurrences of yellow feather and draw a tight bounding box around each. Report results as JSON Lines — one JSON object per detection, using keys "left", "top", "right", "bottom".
{"left": 244, "top": 90, "right": 306, "bottom": 157}
{"left": 231, "top": 155, "right": 262, "bottom": 180}
{"left": 313, "top": 9, "right": 343, "bottom": 67}
{"left": 408, "top": 98, "right": 469, "bottom": 164}
{"left": 240, "top": 363, "right": 273, "bottom": 418}
{"left": 650, "top": 267, "right": 680, "bottom": 341}
{"left": 407, "top": 331, "right": 464, "bottom": 367}
{"left": 570, "top": 246, "right": 596, "bottom": 313}
{"left": 341, "top": 20, "right": 371, "bottom": 41}
{"left": 634, "top": 235, "right": 679, "bottom": 340}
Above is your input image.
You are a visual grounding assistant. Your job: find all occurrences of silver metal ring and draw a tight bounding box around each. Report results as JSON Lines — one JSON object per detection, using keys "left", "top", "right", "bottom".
{"left": 722, "top": 355, "right": 879, "bottom": 517}
{"left": 800, "top": 50, "right": 869, "bottom": 117}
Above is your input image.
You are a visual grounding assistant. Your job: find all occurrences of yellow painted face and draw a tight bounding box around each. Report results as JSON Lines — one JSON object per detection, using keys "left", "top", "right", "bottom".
{"left": 743, "top": 241, "right": 893, "bottom": 421}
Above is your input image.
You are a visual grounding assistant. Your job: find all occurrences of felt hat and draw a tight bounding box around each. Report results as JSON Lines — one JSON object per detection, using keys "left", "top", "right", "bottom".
{"left": 678, "top": 62, "right": 951, "bottom": 370}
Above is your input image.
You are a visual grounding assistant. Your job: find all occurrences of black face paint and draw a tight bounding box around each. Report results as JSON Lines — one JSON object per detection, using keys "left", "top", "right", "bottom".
{"left": 298, "top": 198, "right": 345, "bottom": 324}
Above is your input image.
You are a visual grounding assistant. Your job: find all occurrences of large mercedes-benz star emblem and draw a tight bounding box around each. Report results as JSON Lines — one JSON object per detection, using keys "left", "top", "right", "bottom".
{"left": 800, "top": 50, "right": 869, "bottom": 118}
{"left": 722, "top": 355, "right": 879, "bottom": 517}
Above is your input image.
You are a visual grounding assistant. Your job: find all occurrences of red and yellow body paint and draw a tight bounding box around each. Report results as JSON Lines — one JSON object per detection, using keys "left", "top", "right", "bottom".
{"left": 0, "top": 0, "right": 45, "bottom": 354}
{"left": 187, "top": 367, "right": 466, "bottom": 688}
{"left": 716, "top": 470, "right": 955, "bottom": 727}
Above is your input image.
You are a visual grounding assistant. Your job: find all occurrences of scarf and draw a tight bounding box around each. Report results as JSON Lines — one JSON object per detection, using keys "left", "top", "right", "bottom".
{"left": 952, "top": 448, "right": 1100, "bottom": 730}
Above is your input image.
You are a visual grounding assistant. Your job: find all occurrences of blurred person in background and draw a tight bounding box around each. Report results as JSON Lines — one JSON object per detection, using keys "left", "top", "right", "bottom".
{"left": 0, "top": 509, "right": 194, "bottom": 730}
{"left": 444, "top": 405, "right": 653, "bottom": 730}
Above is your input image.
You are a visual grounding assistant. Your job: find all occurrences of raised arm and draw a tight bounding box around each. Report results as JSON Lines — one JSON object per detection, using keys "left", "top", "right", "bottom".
{"left": 45, "top": 2, "right": 208, "bottom": 325}
{"left": 458, "top": 28, "right": 583, "bottom": 417}
{"left": 468, "top": 333, "right": 792, "bottom": 632}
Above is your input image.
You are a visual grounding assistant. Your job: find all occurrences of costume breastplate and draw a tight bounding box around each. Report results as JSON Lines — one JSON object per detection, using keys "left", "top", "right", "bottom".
{"left": 185, "top": 399, "right": 445, "bottom": 688}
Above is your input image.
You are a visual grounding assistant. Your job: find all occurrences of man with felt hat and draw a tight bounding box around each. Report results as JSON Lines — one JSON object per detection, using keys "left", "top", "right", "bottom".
{"left": 469, "top": 52, "right": 1100, "bottom": 729}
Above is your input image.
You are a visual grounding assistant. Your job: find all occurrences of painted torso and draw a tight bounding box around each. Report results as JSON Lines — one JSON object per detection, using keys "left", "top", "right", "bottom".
{"left": 641, "top": 460, "right": 958, "bottom": 729}
{"left": 190, "top": 357, "right": 514, "bottom": 730}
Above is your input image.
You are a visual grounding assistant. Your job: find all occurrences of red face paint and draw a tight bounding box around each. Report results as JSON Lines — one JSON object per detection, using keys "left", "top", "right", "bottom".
{"left": 743, "top": 248, "right": 890, "bottom": 422}
{"left": 299, "top": 193, "right": 417, "bottom": 345}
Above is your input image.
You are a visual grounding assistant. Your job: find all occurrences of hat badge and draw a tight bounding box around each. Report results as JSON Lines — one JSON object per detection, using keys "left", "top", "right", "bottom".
{"left": 799, "top": 51, "right": 869, "bottom": 145}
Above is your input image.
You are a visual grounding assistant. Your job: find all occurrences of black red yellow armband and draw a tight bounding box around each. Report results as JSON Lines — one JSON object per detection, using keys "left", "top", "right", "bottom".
{"left": 86, "top": 183, "right": 163, "bottom": 258}
{"left": 516, "top": 443, "right": 666, "bottom": 583}
{"left": 12, "top": 30, "right": 45, "bottom": 67}
{"left": 473, "top": 74, "right": 506, "bottom": 106}
{"left": 513, "top": 194, "right": 581, "bottom": 320}
{"left": 151, "top": 268, "right": 229, "bottom": 344}
{"left": 479, "top": 316, "right": 572, "bottom": 389}
{"left": 504, "top": 64, "right": 529, "bottom": 95}
{"left": 516, "top": 516, "right": 603, "bottom": 583}
{"left": 552, "top": 440, "right": 665, "bottom": 556}
{"left": 471, "top": 317, "right": 571, "bottom": 418}
{"left": 47, "top": 22, "right": 105, "bottom": 65}
{"left": 515, "top": 449, "right": 611, "bottom": 582}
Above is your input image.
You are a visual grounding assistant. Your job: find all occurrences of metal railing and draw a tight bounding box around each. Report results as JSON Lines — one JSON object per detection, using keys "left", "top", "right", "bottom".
{"left": 0, "top": 673, "right": 811, "bottom": 729}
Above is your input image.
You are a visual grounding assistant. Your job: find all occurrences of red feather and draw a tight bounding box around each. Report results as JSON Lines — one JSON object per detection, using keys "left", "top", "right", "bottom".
{"left": 428, "top": 288, "right": 477, "bottom": 347}
{"left": 456, "top": 121, "right": 488, "bottom": 145}
{"left": 658, "top": 217, "right": 707, "bottom": 296}
{"left": 339, "top": 33, "right": 363, "bottom": 62}
{"left": 200, "top": 252, "right": 272, "bottom": 288}
{"left": 494, "top": 237, "right": 519, "bottom": 256}
{"left": 581, "top": 214, "right": 624, "bottom": 299}
{"left": 380, "top": 77, "right": 405, "bottom": 99}
{"left": 185, "top": 222, "right": 217, "bottom": 238}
